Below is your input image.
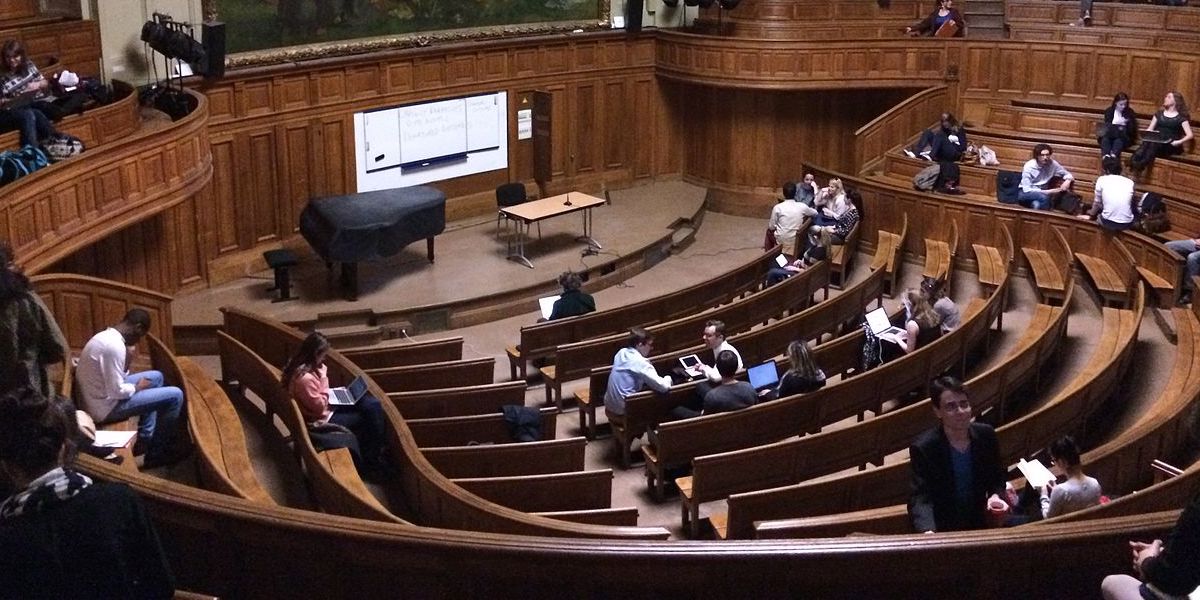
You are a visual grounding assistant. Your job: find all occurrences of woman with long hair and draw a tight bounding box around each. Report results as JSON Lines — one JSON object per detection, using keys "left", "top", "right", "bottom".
{"left": 280, "top": 331, "right": 389, "bottom": 476}
{"left": 814, "top": 178, "right": 847, "bottom": 226}
{"left": 776, "top": 340, "right": 826, "bottom": 397}
{"left": 905, "top": 0, "right": 967, "bottom": 37}
{"left": 1132, "top": 91, "right": 1194, "bottom": 174}
{"left": 919, "top": 276, "right": 960, "bottom": 333}
{"left": 905, "top": 112, "right": 967, "bottom": 163}
{"left": 0, "top": 241, "right": 66, "bottom": 396}
{"left": 0, "top": 40, "right": 64, "bottom": 146}
{"left": 1098, "top": 92, "right": 1138, "bottom": 159}
{"left": 882, "top": 289, "right": 943, "bottom": 363}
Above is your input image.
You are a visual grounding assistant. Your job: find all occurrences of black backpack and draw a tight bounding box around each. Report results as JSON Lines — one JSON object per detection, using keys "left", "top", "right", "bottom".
{"left": 1136, "top": 192, "right": 1170, "bottom": 234}
{"left": 996, "top": 170, "right": 1021, "bottom": 204}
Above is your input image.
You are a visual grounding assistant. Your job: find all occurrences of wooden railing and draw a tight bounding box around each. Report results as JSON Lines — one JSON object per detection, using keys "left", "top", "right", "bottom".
{"left": 0, "top": 81, "right": 139, "bottom": 151}
{"left": 31, "top": 273, "right": 174, "bottom": 351}
{"left": 854, "top": 85, "right": 948, "bottom": 173}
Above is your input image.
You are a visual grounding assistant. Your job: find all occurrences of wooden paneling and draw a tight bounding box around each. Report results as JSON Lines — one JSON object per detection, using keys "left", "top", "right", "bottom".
{"left": 0, "top": 18, "right": 101, "bottom": 76}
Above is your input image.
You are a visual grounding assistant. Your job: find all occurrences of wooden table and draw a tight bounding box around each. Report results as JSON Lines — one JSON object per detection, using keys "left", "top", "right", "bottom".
{"left": 500, "top": 191, "right": 606, "bottom": 268}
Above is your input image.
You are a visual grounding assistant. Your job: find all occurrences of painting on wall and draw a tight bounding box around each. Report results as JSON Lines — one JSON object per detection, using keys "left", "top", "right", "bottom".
{"left": 206, "top": 0, "right": 608, "bottom": 57}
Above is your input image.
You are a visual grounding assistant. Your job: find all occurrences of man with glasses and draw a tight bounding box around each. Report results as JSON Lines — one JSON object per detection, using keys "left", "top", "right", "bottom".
{"left": 1018, "top": 143, "right": 1075, "bottom": 210}
{"left": 908, "top": 376, "right": 1007, "bottom": 533}
{"left": 603, "top": 327, "right": 673, "bottom": 417}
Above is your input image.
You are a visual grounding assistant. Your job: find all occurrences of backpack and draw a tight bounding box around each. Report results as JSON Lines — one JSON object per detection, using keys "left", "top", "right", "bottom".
{"left": 1055, "top": 191, "right": 1084, "bottom": 216}
{"left": 43, "top": 134, "right": 85, "bottom": 163}
{"left": 978, "top": 145, "right": 1000, "bottom": 166}
{"left": 1136, "top": 192, "right": 1170, "bottom": 234}
{"left": 912, "top": 164, "right": 940, "bottom": 191}
{"left": 0, "top": 145, "right": 49, "bottom": 186}
{"left": 860, "top": 321, "right": 882, "bottom": 371}
{"left": 996, "top": 170, "right": 1021, "bottom": 204}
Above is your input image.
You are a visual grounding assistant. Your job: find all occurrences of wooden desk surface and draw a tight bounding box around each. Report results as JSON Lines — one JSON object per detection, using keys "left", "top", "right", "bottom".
{"left": 501, "top": 192, "right": 606, "bottom": 222}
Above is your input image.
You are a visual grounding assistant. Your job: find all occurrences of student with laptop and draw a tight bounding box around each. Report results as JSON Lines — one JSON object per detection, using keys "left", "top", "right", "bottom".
{"left": 1131, "top": 91, "right": 1194, "bottom": 175}
{"left": 776, "top": 340, "right": 826, "bottom": 398}
{"left": 544, "top": 271, "right": 595, "bottom": 321}
{"left": 668, "top": 350, "right": 757, "bottom": 420}
{"left": 879, "top": 289, "right": 943, "bottom": 364}
{"left": 281, "top": 332, "right": 388, "bottom": 476}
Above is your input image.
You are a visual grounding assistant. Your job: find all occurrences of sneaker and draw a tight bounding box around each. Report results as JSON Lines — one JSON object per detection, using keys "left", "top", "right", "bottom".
{"left": 1083, "top": 14, "right": 1092, "bottom": 25}
{"left": 919, "top": 152, "right": 933, "bottom": 161}
{"left": 903, "top": 149, "right": 917, "bottom": 159}
{"left": 141, "top": 444, "right": 192, "bottom": 470}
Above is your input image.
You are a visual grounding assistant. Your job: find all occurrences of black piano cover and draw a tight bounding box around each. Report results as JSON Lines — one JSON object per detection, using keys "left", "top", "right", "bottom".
{"left": 299, "top": 186, "right": 446, "bottom": 263}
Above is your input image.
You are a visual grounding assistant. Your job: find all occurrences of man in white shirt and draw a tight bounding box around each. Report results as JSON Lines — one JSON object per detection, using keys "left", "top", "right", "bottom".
{"left": 603, "top": 327, "right": 673, "bottom": 416}
{"left": 1018, "top": 143, "right": 1075, "bottom": 210}
{"left": 1080, "top": 156, "right": 1135, "bottom": 231}
{"left": 698, "top": 320, "right": 743, "bottom": 384}
{"left": 768, "top": 181, "right": 818, "bottom": 259}
{"left": 75, "top": 309, "right": 187, "bottom": 468}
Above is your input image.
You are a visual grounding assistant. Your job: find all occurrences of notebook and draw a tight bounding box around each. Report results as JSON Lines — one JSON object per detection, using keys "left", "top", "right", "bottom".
{"left": 1017, "top": 458, "right": 1056, "bottom": 488}
{"left": 775, "top": 254, "right": 789, "bottom": 268}
{"left": 538, "top": 295, "right": 561, "bottom": 320}
{"left": 746, "top": 361, "right": 780, "bottom": 392}
{"left": 328, "top": 375, "right": 368, "bottom": 406}
{"left": 865, "top": 307, "right": 906, "bottom": 337}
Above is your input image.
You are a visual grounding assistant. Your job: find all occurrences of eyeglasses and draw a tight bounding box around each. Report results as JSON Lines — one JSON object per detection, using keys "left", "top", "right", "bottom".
{"left": 1038, "top": 152, "right": 1052, "bottom": 158}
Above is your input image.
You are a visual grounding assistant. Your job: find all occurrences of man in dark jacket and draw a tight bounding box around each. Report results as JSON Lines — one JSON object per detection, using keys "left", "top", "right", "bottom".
{"left": 1102, "top": 490, "right": 1200, "bottom": 599}
{"left": 549, "top": 271, "right": 596, "bottom": 320}
{"left": 908, "top": 376, "right": 1007, "bottom": 533}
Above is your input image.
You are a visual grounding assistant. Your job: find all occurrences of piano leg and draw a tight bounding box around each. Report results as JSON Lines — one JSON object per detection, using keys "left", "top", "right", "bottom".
{"left": 426, "top": 237, "right": 435, "bottom": 263}
{"left": 340, "top": 262, "right": 359, "bottom": 301}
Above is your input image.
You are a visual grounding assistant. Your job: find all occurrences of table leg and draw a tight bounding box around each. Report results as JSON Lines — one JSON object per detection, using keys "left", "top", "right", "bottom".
{"left": 506, "top": 219, "right": 534, "bottom": 269}
{"left": 579, "top": 207, "right": 603, "bottom": 250}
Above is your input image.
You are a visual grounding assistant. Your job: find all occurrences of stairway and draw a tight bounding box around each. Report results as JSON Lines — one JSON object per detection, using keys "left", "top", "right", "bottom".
{"left": 966, "top": 0, "right": 1007, "bottom": 39}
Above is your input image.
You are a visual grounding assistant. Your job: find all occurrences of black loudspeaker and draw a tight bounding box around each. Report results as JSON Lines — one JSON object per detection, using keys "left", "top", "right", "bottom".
{"left": 625, "top": 0, "right": 643, "bottom": 32}
{"left": 201, "top": 21, "right": 226, "bottom": 79}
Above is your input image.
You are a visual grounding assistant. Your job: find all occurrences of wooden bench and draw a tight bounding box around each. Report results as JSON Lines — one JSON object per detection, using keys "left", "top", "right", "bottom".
{"left": 451, "top": 469, "right": 614, "bottom": 513}
{"left": 504, "top": 249, "right": 772, "bottom": 379}
{"left": 217, "top": 332, "right": 406, "bottom": 523}
{"left": 365, "top": 358, "right": 495, "bottom": 393}
{"left": 533, "top": 507, "right": 640, "bottom": 527}
{"left": 421, "top": 437, "right": 587, "bottom": 479}
{"left": 1021, "top": 226, "right": 1072, "bottom": 306}
{"left": 828, "top": 219, "right": 862, "bottom": 289}
{"left": 922, "top": 218, "right": 958, "bottom": 289}
{"left": 869, "top": 213, "right": 908, "bottom": 298}
{"left": 737, "top": 285, "right": 1143, "bottom": 539}
{"left": 540, "top": 260, "right": 829, "bottom": 409}
{"left": 577, "top": 262, "right": 883, "bottom": 458}
{"left": 701, "top": 296, "right": 1066, "bottom": 539}
{"left": 386, "top": 381, "right": 527, "bottom": 419}
{"left": 177, "top": 356, "right": 274, "bottom": 503}
{"left": 972, "top": 224, "right": 1014, "bottom": 327}
{"left": 1075, "top": 235, "right": 1139, "bottom": 308}
{"left": 405, "top": 408, "right": 558, "bottom": 447}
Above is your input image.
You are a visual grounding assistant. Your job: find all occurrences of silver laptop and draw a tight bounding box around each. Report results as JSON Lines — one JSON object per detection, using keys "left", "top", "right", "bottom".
{"left": 747, "top": 361, "right": 780, "bottom": 392}
{"left": 329, "top": 375, "right": 368, "bottom": 406}
{"left": 865, "top": 307, "right": 906, "bottom": 337}
{"left": 538, "top": 295, "right": 561, "bottom": 320}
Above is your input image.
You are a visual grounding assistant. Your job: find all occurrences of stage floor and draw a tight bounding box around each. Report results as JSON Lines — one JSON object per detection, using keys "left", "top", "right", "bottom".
{"left": 172, "top": 180, "right": 709, "bottom": 329}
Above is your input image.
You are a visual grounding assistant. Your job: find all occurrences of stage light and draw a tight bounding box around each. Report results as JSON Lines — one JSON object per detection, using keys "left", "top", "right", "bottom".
{"left": 140, "top": 18, "right": 206, "bottom": 64}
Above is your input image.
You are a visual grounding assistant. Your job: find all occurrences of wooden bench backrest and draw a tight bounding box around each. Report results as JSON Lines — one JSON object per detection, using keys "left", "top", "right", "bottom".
{"left": 451, "top": 470, "right": 613, "bottom": 513}
{"left": 33, "top": 273, "right": 175, "bottom": 354}
{"left": 515, "top": 248, "right": 773, "bottom": 359}
{"left": 387, "top": 381, "right": 527, "bottom": 419}
{"left": 365, "top": 357, "right": 495, "bottom": 393}
{"left": 340, "top": 337, "right": 464, "bottom": 369}
{"left": 421, "top": 437, "right": 587, "bottom": 479}
{"left": 406, "top": 408, "right": 558, "bottom": 447}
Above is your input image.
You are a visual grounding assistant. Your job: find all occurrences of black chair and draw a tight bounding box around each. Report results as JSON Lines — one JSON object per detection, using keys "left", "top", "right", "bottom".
{"left": 495, "top": 182, "right": 539, "bottom": 238}
{"left": 263, "top": 248, "right": 299, "bottom": 302}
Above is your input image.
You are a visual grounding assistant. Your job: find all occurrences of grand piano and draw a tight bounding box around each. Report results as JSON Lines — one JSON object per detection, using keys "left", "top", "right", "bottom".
{"left": 299, "top": 186, "right": 446, "bottom": 300}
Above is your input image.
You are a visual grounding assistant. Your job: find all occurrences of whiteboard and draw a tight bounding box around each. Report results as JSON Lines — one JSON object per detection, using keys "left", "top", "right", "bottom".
{"left": 362, "top": 109, "right": 401, "bottom": 173}
{"left": 465, "top": 95, "right": 501, "bottom": 152}
{"left": 397, "top": 100, "right": 469, "bottom": 165}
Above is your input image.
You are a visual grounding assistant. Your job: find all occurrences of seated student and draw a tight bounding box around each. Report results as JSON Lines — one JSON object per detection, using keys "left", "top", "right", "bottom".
{"left": 548, "top": 271, "right": 595, "bottom": 320}
{"left": 881, "top": 289, "right": 944, "bottom": 364}
{"left": 813, "top": 178, "right": 847, "bottom": 226}
{"left": 698, "top": 320, "right": 742, "bottom": 384}
{"left": 1018, "top": 143, "right": 1075, "bottom": 210}
{"left": 602, "top": 327, "right": 673, "bottom": 417}
{"left": 0, "top": 387, "right": 174, "bottom": 597}
{"left": 920, "top": 276, "right": 960, "bottom": 333}
{"left": 1098, "top": 92, "right": 1138, "bottom": 159}
{"left": 806, "top": 189, "right": 860, "bottom": 251}
{"left": 797, "top": 173, "right": 820, "bottom": 207}
{"left": 767, "top": 181, "right": 818, "bottom": 260}
{"left": 1101, "top": 489, "right": 1200, "bottom": 600}
{"left": 281, "top": 332, "right": 388, "bottom": 475}
{"left": 0, "top": 240, "right": 66, "bottom": 397}
{"left": 75, "top": 309, "right": 187, "bottom": 469}
{"left": 1165, "top": 235, "right": 1200, "bottom": 305}
{"left": 1131, "top": 91, "right": 1194, "bottom": 176}
{"left": 1039, "top": 436, "right": 1102, "bottom": 519}
{"left": 904, "top": 112, "right": 968, "bottom": 163}
{"left": 668, "top": 350, "right": 757, "bottom": 420}
{"left": 766, "top": 229, "right": 831, "bottom": 287}
{"left": 1079, "top": 156, "right": 1135, "bottom": 231}
{"left": 0, "top": 41, "right": 64, "bottom": 147}
{"left": 905, "top": 0, "right": 967, "bottom": 37}
{"left": 908, "top": 376, "right": 1006, "bottom": 533}
{"left": 776, "top": 339, "right": 826, "bottom": 397}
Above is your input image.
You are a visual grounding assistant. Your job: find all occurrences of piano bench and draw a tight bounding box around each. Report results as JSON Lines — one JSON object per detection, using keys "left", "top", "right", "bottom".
{"left": 263, "top": 249, "right": 299, "bottom": 302}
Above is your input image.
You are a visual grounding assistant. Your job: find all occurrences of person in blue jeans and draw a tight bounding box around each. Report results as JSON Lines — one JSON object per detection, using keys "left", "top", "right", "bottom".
{"left": 75, "top": 309, "right": 186, "bottom": 469}
{"left": 1166, "top": 237, "right": 1200, "bottom": 305}
{"left": 1018, "top": 143, "right": 1075, "bottom": 210}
